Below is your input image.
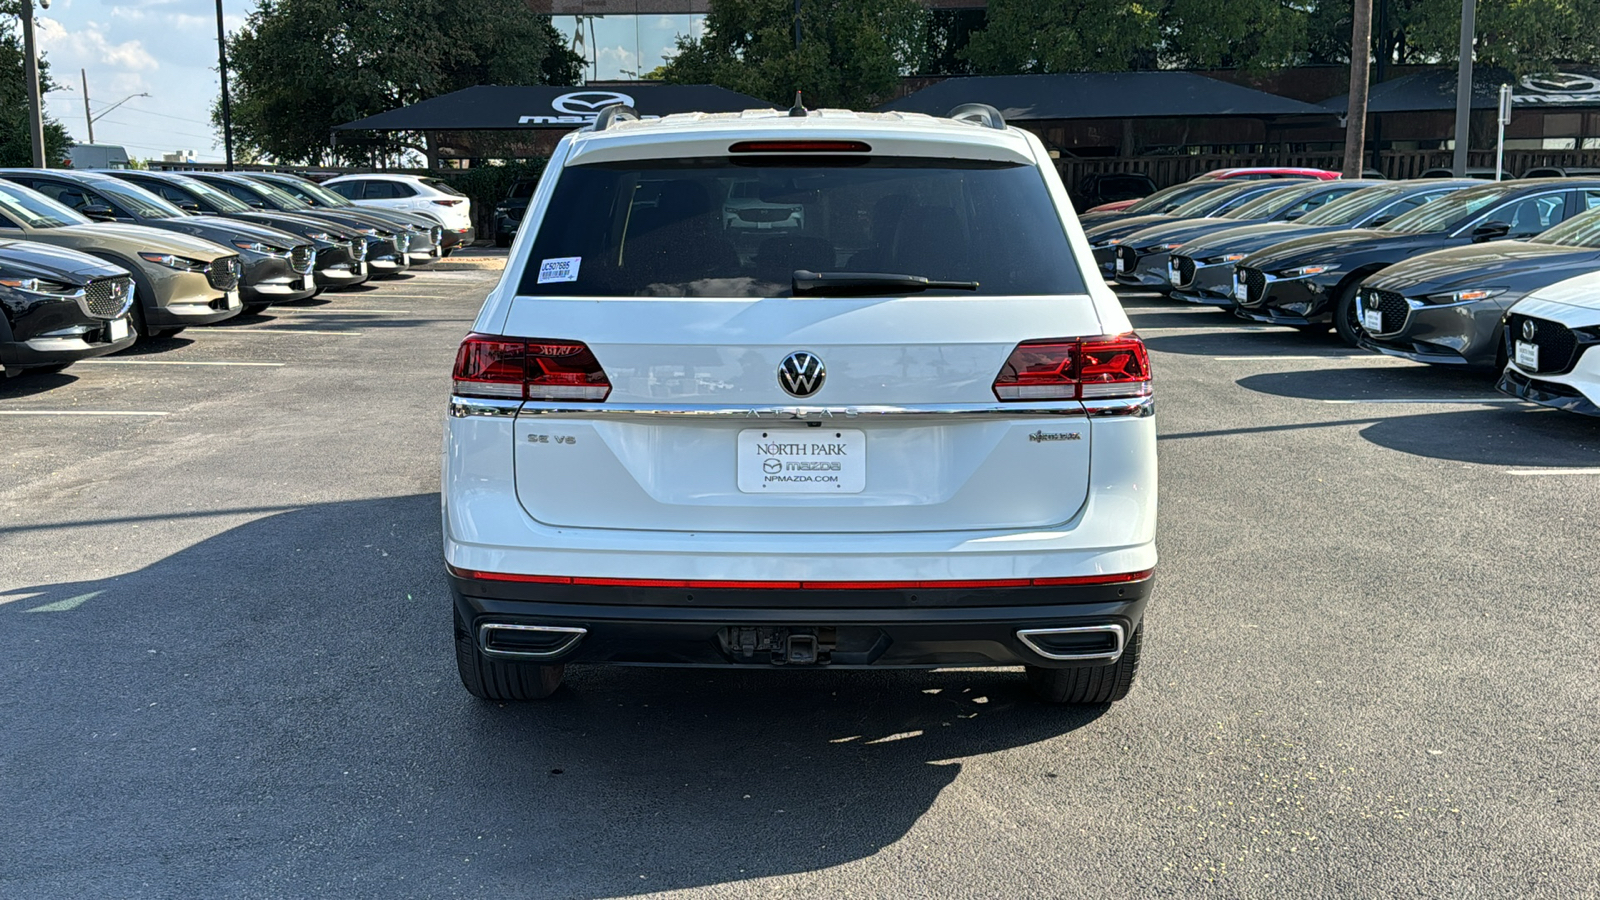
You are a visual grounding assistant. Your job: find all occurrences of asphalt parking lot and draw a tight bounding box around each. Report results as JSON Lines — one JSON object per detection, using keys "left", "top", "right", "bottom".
{"left": 3, "top": 273, "right": 1598, "bottom": 898}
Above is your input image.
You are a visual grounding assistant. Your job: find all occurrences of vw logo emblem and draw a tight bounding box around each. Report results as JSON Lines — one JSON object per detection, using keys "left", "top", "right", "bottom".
{"left": 551, "top": 90, "right": 635, "bottom": 115}
{"left": 1522, "top": 319, "right": 1538, "bottom": 342}
{"left": 778, "top": 351, "right": 825, "bottom": 398}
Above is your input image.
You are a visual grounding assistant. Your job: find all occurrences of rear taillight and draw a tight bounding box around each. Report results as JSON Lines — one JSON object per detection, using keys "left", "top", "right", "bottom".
{"left": 452, "top": 333, "right": 611, "bottom": 401}
{"left": 433, "top": 199, "right": 464, "bottom": 206}
{"left": 992, "top": 334, "right": 1151, "bottom": 402}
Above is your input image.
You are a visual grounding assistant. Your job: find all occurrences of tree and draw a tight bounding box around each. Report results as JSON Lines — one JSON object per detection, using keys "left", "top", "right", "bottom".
{"left": 962, "top": 0, "right": 1162, "bottom": 74}
{"left": 1307, "top": 0, "right": 1600, "bottom": 74}
{"left": 660, "top": 0, "right": 927, "bottom": 110}
{"left": 0, "top": 7, "right": 71, "bottom": 166}
{"left": 224, "top": 0, "right": 584, "bottom": 165}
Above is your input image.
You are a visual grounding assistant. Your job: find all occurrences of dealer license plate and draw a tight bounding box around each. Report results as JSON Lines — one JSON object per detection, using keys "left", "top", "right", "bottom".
{"left": 1515, "top": 341, "right": 1539, "bottom": 370}
{"left": 1115, "top": 256, "right": 1130, "bottom": 274}
{"left": 353, "top": 261, "right": 366, "bottom": 276}
{"left": 225, "top": 289, "right": 240, "bottom": 309}
{"left": 737, "top": 428, "right": 866, "bottom": 494}
{"left": 1362, "top": 309, "right": 1383, "bottom": 332}
{"left": 1233, "top": 278, "right": 1248, "bottom": 302}
{"left": 1167, "top": 261, "right": 1181, "bottom": 283}
{"left": 108, "top": 317, "right": 129, "bottom": 341}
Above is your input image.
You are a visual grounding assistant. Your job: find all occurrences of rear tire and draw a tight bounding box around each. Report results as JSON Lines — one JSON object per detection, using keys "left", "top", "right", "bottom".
{"left": 1331, "top": 282, "right": 1363, "bottom": 346}
{"left": 454, "top": 608, "right": 565, "bottom": 701}
{"left": 1026, "top": 624, "right": 1142, "bottom": 704}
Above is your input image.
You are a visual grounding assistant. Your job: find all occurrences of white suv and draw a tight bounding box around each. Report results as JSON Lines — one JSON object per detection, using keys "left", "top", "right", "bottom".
{"left": 322, "top": 174, "right": 474, "bottom": 248}
{"left": 443, "top": 104, "right": 1158, "bottom": 704}
{"left": 1498, "top": 269, "right": 1600, "bottom": 416}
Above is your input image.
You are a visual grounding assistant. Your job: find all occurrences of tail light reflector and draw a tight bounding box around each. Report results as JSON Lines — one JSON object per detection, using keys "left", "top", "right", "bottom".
{"left": 453, "top": 333, "right": 611, "bottom": 401}
{"left": 992, "top": 334, "right": 1151, "bottom": 401}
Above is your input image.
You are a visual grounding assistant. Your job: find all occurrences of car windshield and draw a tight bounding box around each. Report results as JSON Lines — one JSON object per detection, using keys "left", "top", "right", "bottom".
{"left": 93, "top": 179, "right": 188, "bottom": 219}
{"left": 176, "top": 177, "right": 254, "bottom": 213}
{"left": 422, "top": 177, "right": 466, "bottom": 197}
{"left": 1221, "top": 184, "right": 1326, "bottom": 220}
{"left": 1121, "top": 182, "right": 1225, "bottom": 214}
{"left": 508, "top": 180, "right": 537, "bottom": 200}
{"left": 1534, "top": 207, "right": 1600, "bottom": 247}
{"left": 1168, "top": 182, "right": 1263, "bottom": 218}
{"left": 1297, "top": 185, "right": 1408, "bottom": 225}
{"left": 246, "top": 180, "right": 313, "bottom": 210}
{"left": 517, "top": 157, "right": 1088, "bottom": 298}
{"left": 1380, "top": 186, "right": 1506, "bottom": 234}
{"left": 269, "top": 176, "right": 354, "bottom": 207}
{"left": 0, "top": 183, "right": 90, "bottom": 228}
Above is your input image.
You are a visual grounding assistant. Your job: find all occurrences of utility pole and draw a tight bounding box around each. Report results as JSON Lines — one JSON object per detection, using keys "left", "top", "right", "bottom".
{"left": 1451, "top": 0, "right": 1477, "bottom": 176}
{"left": 81, "top": 69, "right": 93, "bottom": 144}
{"left": 1342, "top": 0, "right": 1374, "bottom": 178}
{"left": 20, "top": 0, "right": 48, "bottom": 167}
{"left": 215, "top": 0, "right": 235, "bottom": 170}
{"left": 793, "top": 0, "right": 802, "bottom": 50}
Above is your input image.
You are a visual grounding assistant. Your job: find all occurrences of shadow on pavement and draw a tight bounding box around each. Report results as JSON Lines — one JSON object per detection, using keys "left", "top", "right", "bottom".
{"left": 1143, "top": 327, "right": 1351, "bottom": 356}
{"left": 0, "top": 369, "right": 77, "bottom": 396}
{"left": 1237, "top": 363, "right": 1498, "bottom": 401}
{"left": 1359, "top": 405, "right": 1600, "bottom": 466}
{"left": 0, "top": 494, "right": 1099, "bottom": 897}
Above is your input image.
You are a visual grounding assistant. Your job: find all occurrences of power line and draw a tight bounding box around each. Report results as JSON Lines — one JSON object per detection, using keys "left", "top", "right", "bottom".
{"left": 114, "top": 103, "right": 216, "bottom": 127}
{"left": 95, "top": 118, "right": 217, "bottom": 143}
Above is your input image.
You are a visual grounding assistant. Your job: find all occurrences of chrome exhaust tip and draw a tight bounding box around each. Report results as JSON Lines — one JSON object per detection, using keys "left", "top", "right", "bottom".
{"left": 1016, "top": 624, "right": 1125, "bottom": 662}
{"left": 477, "top": 622, "right": 587, "bottom": 660}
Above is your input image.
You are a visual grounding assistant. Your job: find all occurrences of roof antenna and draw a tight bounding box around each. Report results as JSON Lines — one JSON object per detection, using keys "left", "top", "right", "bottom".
{"left": 788, "top": 90, "right": 807, "bottom": 117}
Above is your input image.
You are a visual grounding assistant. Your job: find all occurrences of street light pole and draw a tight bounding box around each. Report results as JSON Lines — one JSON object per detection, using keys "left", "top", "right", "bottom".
{"left": 1451, "top": 0, "right": 1477, "bottom": 176}
{"left": 1343, "top": 0, "right": 1374, "bottom": 178}
{"left": 215, "top": 0, "right": 235, "bottom": 170}
{"left": 81, "top": 68, "right": 93, "bottom": 144}
{"left": 20, "top": 0, "right": 48, "bottom": 167}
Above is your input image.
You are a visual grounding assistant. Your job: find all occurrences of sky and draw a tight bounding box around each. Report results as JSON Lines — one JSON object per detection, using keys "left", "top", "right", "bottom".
{"left": 32, "top": 2, "right": 702, "bottom": 164}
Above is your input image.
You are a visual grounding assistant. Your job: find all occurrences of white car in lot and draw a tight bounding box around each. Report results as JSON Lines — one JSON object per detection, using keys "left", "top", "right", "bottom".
{"left": 1497, "top": 269, "right": 1600, "bottom": 415}
{"left": 321, "top": 173, "right": 474, "bottom": 247}
{"left": 442, "top": 104, "right": 1158, "bottom": 705}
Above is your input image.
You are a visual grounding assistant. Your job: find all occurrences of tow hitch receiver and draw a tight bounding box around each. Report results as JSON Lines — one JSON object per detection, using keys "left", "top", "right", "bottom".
{"left": 721, "top": 626, "right": 837, "bottom": 665}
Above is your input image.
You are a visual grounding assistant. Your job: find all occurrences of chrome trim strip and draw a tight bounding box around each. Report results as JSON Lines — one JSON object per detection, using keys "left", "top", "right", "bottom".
{"left": 1083, "top": 396, "right": 1155, "bottom": 417}
{"left": 513, "top": 401, "right": 1094, "bottom": 419}
{"left": 449, "top": 396, "right": 523, "bottom": 418}
{"left": 1016, "top": 624, "right": 1126, "bottom": 662}
{"left": 477, "top": 623, "right": 587, "bottom": 660}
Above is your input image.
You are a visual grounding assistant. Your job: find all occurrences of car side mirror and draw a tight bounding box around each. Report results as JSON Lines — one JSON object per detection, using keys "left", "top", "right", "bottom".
{"left": 178, "top": 202, "right": 202, "bottom": 214}
{"left": 80, "top": 204, "right": 117, "bottom": 221}
{"left": 1472, "top": 221, "right": 1512, "bottom": 241}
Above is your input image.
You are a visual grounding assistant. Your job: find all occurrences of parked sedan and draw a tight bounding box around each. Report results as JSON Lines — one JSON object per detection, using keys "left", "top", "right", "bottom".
{"left": 1357, "top": 205, "right": 1600, "bottom": 368}
{"left": 1232, "top": 179, "right": 1600, "bottom": 343}
{"left": 0, "top": 240, "right": 136, "bottom": 376}
{"left": 185, "top": 172, "right": 412, "bottom": 278}
{"left": 0, "top": 169, "right": 315, "bottom": 314}
{"left": 1087, "top": 180, "right": 1310, "bottom": 278}
{"left": 1496, "top": 269, "right": 1600, "bottom": 416}
{"left": 1192, "top": 167, "right": 1342, "bottom": 181}
{"left": 1112, "top": 180, "right": 1379, "bottom": 290}
{"left": 104, "top": 170, "right": 372, "bottom": 292}
{"left": 1078, "top": 180, "right": 1236, "bottom": 226}
{"left": 322, "top": 173, "right": 473, "bottom": 252}
{"left": 0, "top": 181, "right": 240, "bottom": 338}
{"left": 493, "top": 177, "right": 538, "bottom": 247}
{"left": 245, "top": 172, "right": 448, "bottom": 264}
{"left": 1168, "top": 180, "right": 1477, "bottom": 307}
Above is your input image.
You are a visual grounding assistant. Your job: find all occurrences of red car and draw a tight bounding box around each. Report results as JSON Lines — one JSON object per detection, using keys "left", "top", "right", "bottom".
{"left": 1085, "top": 167, "right": 1342, "bottom": 213}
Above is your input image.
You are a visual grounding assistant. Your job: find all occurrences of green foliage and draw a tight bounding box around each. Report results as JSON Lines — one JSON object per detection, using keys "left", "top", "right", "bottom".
{"left": 1308, "top": 0, "right": 1600, "bottom": 74}
{"left": 963, "top": 0, "right": 1161, "bottom": 73}
{"left": 225, "top": 0, "right": 585, "bottom": 164}
{"left": 0, "top": 12, "right": 71, "bottom": 167}
{"left": 659, "top": 0, "right": 928, "bottom": 109}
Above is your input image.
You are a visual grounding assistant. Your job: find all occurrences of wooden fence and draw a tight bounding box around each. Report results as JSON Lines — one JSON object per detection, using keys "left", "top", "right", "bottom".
{"left": 1057, "top": 149, "right": 1600, "bottom": 188}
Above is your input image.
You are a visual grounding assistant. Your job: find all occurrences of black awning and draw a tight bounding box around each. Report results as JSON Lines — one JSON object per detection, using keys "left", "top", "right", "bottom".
{"left": 878, "top": 72, "right": 1326, "bottom": 120}
{"left": 1319, "top": 66, "right": 1600, "bottom": 112}
{"left": 334, "top": 84, "right": 773, "bottom": 132}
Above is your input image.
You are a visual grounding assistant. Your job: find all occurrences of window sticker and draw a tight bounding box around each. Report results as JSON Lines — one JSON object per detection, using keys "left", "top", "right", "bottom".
{"left": 538, "top": 256, "right": 581, "bottom": 284}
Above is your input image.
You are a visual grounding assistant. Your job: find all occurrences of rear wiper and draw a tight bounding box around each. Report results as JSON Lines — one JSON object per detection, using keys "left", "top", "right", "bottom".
{"left": 792, "top": 269, "right": 980, "bottom": 296}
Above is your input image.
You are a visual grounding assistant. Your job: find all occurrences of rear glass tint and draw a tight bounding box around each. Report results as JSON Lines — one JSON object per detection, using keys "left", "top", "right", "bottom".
{"left": 516, "top": 157, "right": 1087, "bottom": 297}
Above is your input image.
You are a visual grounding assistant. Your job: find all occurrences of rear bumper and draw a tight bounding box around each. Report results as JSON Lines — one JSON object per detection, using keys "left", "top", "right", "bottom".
{"left": 451, "top": 573, "right": 1153, "bottom": 669}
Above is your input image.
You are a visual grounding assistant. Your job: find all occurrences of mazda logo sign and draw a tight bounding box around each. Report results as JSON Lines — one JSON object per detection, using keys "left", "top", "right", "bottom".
{"left": 778, "top": 352, "right": 825, "bottom": 398}
{"left": 1522, "top": 319, "right": 1537, "bottom": 342}
{"left": 520, "top": 90, "right": 637, "bottom": 125}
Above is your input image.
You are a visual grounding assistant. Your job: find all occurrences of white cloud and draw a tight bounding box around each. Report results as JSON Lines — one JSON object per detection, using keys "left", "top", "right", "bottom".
{"left": 36, "top": 17, "right": 159, "bottom": 72}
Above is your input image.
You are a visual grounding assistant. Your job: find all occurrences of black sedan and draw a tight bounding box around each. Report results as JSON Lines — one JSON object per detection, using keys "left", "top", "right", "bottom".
{"left": 246, "top": 172, "right": 450, "bottom": 263}
{"left": 184, "top": 172, "right": 413, "bottom": 278}
{"left": 1357, "top": 205, "right": 1600, "bottom": 368}
{"left": 1168, "top": 180, "right": 1479, "bottom": 307}
{"left": 0, "top": 240, "right": 135, "bottom": 376}
{"left": 1111, "top": 180, "right": 1380, "bottom": 291}
{"left": 1086, "top": 180, "right": 1308, "bottom": 279}
{"left": 1232, "top": 179, "right": 1600, "bottom": 343}
{"left": 0, "top": 169, "right": 317, "bottom": 314}
{"left": 105, "top": 170, "right": 372, "bottom": 292}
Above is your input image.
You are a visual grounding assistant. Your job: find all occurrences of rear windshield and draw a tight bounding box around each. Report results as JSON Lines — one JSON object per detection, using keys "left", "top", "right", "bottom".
{"left": 422, "top": 178, "right": 466, "bottom": 197}
{"left": 516, "top": 157, "right": 1087, "bottom": 297}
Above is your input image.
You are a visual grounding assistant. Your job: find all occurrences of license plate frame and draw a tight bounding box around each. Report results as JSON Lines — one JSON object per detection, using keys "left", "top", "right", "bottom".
{"left": 1515, "top": 340, "right": 1539, "bottom": 370}
{"left": 1233, "top": 278, "right": 1248, "bottom": 302}
{"left": 737, "top": 428, "right": 866, "bottom": 494}
{"left": 108, "top": 317, "right": 129, "bottom": 342}
{"left": 1362, "top": 308, "right": 1383, "bottom": 332}
{"left": 225, "top": 289, "right": 240, "bottom": 309}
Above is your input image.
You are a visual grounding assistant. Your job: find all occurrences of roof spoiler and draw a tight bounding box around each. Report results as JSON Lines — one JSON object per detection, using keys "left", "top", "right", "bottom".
{"left": 948, "top": 103, "right": 1006, "bottom": 130}
{"left": 591, "top": 104, "right": 641, "bottom": 132}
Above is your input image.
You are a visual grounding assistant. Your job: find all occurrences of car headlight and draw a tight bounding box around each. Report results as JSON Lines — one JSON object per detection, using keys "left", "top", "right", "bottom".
{"left": 232, "top": 240, "right": 286, "bottom": 255}
{"left": 1278, "top": 264, "right": 1337, "bottom": 278}
{"left": 1156, "top": 242, "right": 1186, "bottom": 251}
{"left": 1204, "top": 253, "right": 1248, "bottom": 264}
{"left": 139, "top": 252, "right": 204, "bottom": 271}
{"left": 355, "top": 228, "right": 378, "bottom": 236}
{"left": 305, "top": 231, "right": 331, "bottom": 241}
{"left": 1426, "top": 287, "right": 1506, "bottom": 305}
{"left": 0, "top": 276, "right": 78, "bottom": 295}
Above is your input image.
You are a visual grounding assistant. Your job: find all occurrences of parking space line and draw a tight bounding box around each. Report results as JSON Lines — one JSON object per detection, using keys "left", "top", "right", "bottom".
{"left": 76, "top": 360, "right": 285, "bottom": 367}
{"left": 1212, "top": 355, "right": 1411, "bottom": 362}
{"left": 1505, "top": 467, "right": 1600, "bottom": 476}
{"left": 1320, "top": 398, "right": 1520, "bottom": 405}
{"left": 197, "top": 328, "right": 362, "bottom": 336}
{"left": 0, "top": 410, "right": 169, "bottom": 416}
{"left": 277, "top": 308, "right": 411, "bottom": 315}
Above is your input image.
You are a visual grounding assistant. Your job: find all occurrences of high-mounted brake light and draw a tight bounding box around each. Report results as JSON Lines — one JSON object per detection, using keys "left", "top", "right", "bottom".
{"left": 453, "top": 333, "right": 611, "bottom": 401}
{"left": 448, "top": 565, "right": 1153, "bottom": 590}
{"left": 992, "top": 334, "right": 1151, "bottom": 402}
{"left": 728, "top": 140, "right": 872, "bottom": 153}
